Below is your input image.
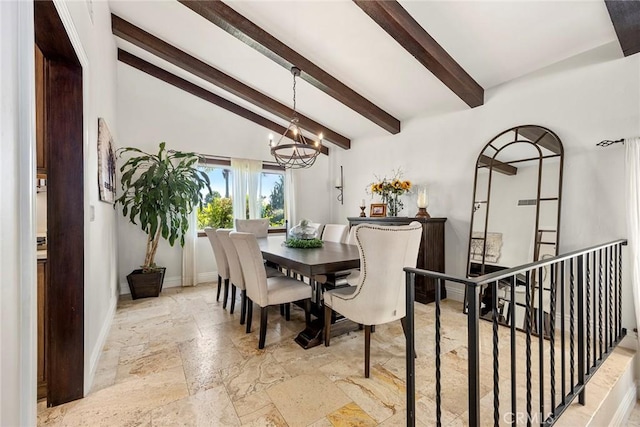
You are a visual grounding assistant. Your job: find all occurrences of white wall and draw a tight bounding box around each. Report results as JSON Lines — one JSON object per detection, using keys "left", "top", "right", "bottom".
{"left": 331, "top": 42, "right": 639, "bottom": 328}
{"left": 116, "top": 64, "right": 334, "bottom": 291}
{"left": 1, "top": 2, "right": 36, "bottom": 424}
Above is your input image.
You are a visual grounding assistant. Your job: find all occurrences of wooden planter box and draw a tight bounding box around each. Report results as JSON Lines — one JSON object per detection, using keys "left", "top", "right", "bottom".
{"left": 126, "top": 268, "right": 166, "bottom": 299}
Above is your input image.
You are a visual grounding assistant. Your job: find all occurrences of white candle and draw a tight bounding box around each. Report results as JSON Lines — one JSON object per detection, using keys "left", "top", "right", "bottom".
{"left": 361, "top": 199, "right": 365, "bottom": 207}
{"left": 335, "top": 177, "right": 342, "bottom": 188}
{"left": 417, "top": 192, "right": 428, "bottom": 208}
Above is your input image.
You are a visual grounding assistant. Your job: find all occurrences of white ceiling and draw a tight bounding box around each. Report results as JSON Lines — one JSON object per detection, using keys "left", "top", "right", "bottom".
{"left": 109, "top": 0, "right": 619, "bottom": 148}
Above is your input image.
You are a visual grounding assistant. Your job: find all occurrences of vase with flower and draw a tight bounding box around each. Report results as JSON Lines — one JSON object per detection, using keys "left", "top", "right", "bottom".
{"left": 368, "top": 169, "right": 412, "bottom": 216}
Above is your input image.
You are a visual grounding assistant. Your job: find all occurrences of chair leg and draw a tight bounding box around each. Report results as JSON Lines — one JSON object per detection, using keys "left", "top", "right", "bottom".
{"left": 400, "top": 317, "right": 417, "bottom": 359}
{"left": 246, "top": 299, "right": 253, "bottom": 334}
{"left": 230, "top": 285, "right": 237, "bottom": 314}
{"left": 240, "top": 290, "right": 247, "bottom": 325}
{"left": 364, "top": 325, "right": 371, "bottom": 378}
{"left": 216, "top": 275, "right": 222, "bottom": 302}
{"left": 280, "top": 304, "right": 285, "bottom": 316}
{"left": 285, "top": 303, "right": 290, "bottom": 321}
{"left": 259, "top": 306, "right": 268, "bottom": 349}
{"left": 324, "top": 304, "right": 332, "bottom": 346}
{"left": 222, "top": 278, "right": 230, "bottom": 309}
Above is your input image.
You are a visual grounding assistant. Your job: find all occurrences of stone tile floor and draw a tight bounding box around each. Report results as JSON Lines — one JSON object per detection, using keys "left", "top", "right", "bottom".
{"left": 37, "top": 283, "right": 635, "bottom": 426}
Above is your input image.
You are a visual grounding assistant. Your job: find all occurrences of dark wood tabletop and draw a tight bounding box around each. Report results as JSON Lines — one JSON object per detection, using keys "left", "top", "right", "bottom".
{"left": 258, "top": 235, "right": 360, "bottom": 277}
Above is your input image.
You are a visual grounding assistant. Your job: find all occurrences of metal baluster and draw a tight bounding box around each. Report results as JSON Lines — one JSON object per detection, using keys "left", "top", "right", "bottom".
{"left": 405, "top": 271, "right": 416, "bottom": 427}
{"left": 436, "top": 278, "right": 442, "bottom": 427}
{"left": 608, "top": 246, "right": 614, "bottom": 350}
{"left": 549, "top": 262, "right": 557, "bottom": 413}
{"left": 598, "top": 249, "right": 603, "bottom": 361}
{"left": 510, "top": 275, "right": 517, "bottom": 426}
{"left": 468, "top": 284, "right": 481, "bottom": 426}
{"left": 525, "top": 271, "right": 532, "bottom": 427}
{"left": 569, "top": 258, "right": 575, "bottom": 391}
{"left": 618, "top": 243, "right": 623, "bottom": 340}
{"left": 538, "top": 267, "right": 545, "bottom": 419}
{"left": 592, "top": 252, "right": 597, "bottom": 369}
{"left": 585, "top": 252, "right": 591, "bottom": 374}
{"left": 492, "top": 281, "right": 499, "bottom": 427}
{"left": 560, "top": 261, "right": 566, "bottom": 403}
{"left": 604, "top": 247, "right": 609, "bottom": 352}
{"left": 577, "top": 255, "right": 586, "bottom": 405}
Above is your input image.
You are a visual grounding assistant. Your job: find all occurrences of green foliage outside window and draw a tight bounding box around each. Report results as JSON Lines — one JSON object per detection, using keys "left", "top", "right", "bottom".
{"left": 197, "top": 195, "right": 233, "bottom": 229}
{"left": 262, "top": 174, "right": 285, "bottom": 227}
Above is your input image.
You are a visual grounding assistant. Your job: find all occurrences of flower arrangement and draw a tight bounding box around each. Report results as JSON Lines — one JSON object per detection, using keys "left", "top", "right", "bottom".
{"left": 368, "top": 169, "right": 412, "bottom": 216}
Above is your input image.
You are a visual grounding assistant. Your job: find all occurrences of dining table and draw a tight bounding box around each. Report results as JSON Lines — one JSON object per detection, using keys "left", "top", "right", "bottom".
{"left": 257, "top": 235, "right": 361, "bottom": 349}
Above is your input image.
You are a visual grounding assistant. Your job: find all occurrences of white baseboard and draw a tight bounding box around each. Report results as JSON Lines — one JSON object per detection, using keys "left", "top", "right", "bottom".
{"left": 609, "top": 378, "right": 637, "bottom": 426}
{"left": 445, "top": 283, "right": 466, "bottom": 302}
{"left": 84, "top": 293, "right": 117, "bottom": 395}
{"left": 197, "top": 272, "right": 217, "bottom": 284}
{"left": 119, "top": 272, "right": 219, "bottom": 295}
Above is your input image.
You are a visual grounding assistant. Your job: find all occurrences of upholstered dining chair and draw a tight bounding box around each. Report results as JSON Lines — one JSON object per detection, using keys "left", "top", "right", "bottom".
{"left": 204, "top": 227, "right": 231, "bottom": 308}
{"left": 235, "top": 218, "right": 269, "bottom": 238}
{"left": 216, "top": 229, "right": 245, "bottom": 322}
{"left": 321, "top": 224, "right": 348, "bottom": 243}
{"left": 230, "top": 231, "right": 312, "bottom": 349}
{"left": 314, "top": 225, "right": 358, "bottom": 287}
{"left": 323, "top": 222, "right": 423, "bottom": 378}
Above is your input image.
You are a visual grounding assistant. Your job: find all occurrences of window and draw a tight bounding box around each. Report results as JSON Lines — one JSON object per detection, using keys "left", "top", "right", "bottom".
{"left": 260, "top": 171, "right": 285, "bottom": 228}
{"left": 197, "top": 166, "right": 233, "bottom": 229}
{"left": 196, "top": 163, "right": 286, "bottom": 230}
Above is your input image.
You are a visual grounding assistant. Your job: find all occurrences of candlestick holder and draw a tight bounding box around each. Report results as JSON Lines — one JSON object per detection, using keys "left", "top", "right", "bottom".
{"left": 415, "top": 207, "right": 430, "bottom": 218}
{"left": 359, "top": 205, "right": 366, "bottom": 217}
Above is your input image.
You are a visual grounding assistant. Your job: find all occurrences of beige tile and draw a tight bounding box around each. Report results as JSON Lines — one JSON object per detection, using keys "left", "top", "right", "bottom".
{"left": 222, "top": 353, "right": 291, "bottom": 401}
{"left": 327, "top": 402, "right": 377, "bottom": 427}
{"left": 232, "top": 390, "right": 273, "bottom": 418}
{"left": 332, "top": 365, "right": 407, "bottom": 423}
{"left": 150, "top": 385, "right": 240, "bottom": 426}
{"left": 179, "top": 335, "right": 245, "bottom": 395}
{"left": 239, "top": 403, "right": 288, "bottom": 427}
{"left": 59, "top": 366, "right": 188, "bottom": 426}
{"left": 307, "top": 417, "right": 334, "bottom": 427}
{"left": 267, "top": 374, "right": 351, "bottom": 426}
{"left": 115, "top": 341, "right": 182, "bottom": 383}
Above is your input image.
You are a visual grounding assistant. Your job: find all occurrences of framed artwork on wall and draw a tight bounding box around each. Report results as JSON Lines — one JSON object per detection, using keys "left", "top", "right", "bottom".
{"left": 97, "top": 117, "right": 117, "bottom": 203}
{"left": 370, "top": 203, "right": 387, "bottom": 217}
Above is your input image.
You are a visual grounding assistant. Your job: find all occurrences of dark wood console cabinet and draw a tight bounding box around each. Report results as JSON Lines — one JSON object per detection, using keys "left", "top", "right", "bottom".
{"left": 347, "top": 217, "right": 446, "bottom": 304}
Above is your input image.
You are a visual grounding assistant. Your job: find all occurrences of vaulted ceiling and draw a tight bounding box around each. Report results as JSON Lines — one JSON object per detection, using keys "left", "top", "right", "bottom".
{"left": 110, "top": 0, "right": 635, "bottom": 153}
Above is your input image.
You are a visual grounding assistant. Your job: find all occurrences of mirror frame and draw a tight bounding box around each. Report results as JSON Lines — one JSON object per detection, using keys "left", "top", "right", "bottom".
{"left": 464, "top": 125, "right": 564, "bottom": 327}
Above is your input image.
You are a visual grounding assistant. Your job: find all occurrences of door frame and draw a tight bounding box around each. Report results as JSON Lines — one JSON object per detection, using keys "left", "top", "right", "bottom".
{"left": 33, "top": 0, "right": 90, "bottom": 407}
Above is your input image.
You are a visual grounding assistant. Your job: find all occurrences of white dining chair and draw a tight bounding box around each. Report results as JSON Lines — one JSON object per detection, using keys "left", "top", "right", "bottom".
{"left": 216, "top": 229, "right": 246, "bottom": 323}
{"left": 204, "top": 227, "right": 231, "bottom": 308}
{"left": 230, "top": 231, "right": 312, "bottom": 349}
{"left": 235, "top": 218, "right": 269, "bottom": 238}
{"left": 321, "top": 224, "right": 348, "bottom": 243}
{"left": 323, "top": 222, "right": 423, "bottom": 378}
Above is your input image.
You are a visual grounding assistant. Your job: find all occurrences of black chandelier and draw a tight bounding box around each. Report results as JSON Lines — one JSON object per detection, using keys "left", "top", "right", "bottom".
{"left": 269, "top": 66, "right": 322, "bottom": 169}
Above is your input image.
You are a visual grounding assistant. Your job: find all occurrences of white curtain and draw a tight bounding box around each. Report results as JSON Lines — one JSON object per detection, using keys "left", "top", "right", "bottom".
{"left": 231, "top": 158, "right": 263, "bottom": 220}
{"left": 247, "top": 159, "right": 263, "bottom": 219}
{"left": 182, "top": 193, "right": 198, "bottom": 287}
{"left": 285, "top": 168, "right": 296, "bottom": 230}
{"left": 625, "top": 137, "right": 640, "bottom": 343}
{"left": 231, "top": 158, "right": 247, "bottom": 220}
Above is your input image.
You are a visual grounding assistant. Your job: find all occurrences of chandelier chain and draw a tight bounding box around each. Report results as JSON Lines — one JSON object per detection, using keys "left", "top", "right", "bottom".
{"left": 292, "top": 72, "right": 297, "bottom": 113}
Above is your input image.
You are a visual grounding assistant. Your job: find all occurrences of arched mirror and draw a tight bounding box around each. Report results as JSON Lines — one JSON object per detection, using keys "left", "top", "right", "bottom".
{"left": 466, "top": 125, "right": 564, "bottom": 337}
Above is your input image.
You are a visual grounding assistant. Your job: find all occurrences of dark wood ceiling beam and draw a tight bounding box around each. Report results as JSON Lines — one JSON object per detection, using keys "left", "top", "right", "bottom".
{"left": 178, "top": 0, "right": 401, "bottom": 134}
{"left": 605, "top": 0, "right": 640, "bottom": 57}
{"left": 353, "top": 0, "right": 484, "bottom": 108}
{"left": 111, "top": 14, "right": 350, "bottom": 150}
{"left": 117, "top": 49, "right": 329, "bottom": 155}
{"left": 517, "top": 127, "right": 561, "bottom": 155}
{"left": 478, "top": 155, "right": 517, "bottom": 176}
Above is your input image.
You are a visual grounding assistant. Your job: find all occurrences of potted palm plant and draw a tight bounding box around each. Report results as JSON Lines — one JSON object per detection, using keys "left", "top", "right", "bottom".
{"left": 116, "top": 142, "right": 211, "bottom": 299}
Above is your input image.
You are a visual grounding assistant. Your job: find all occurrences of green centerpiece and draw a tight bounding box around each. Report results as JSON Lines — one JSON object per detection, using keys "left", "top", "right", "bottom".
{"left": 284, "top": 238, "right": 324, "bottom": 249}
